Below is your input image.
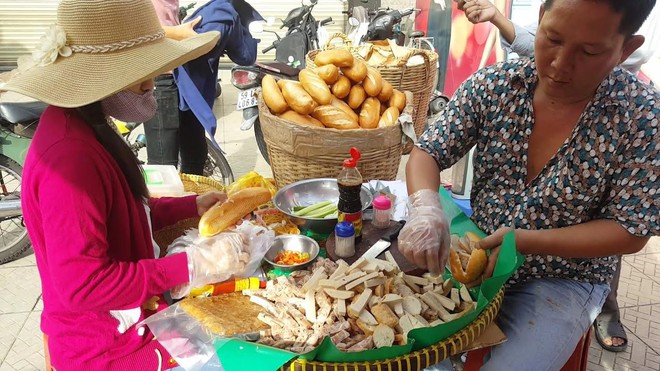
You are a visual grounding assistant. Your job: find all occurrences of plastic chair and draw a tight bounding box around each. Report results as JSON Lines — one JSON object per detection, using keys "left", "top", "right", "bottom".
{"left": 464, "top": 327, "right": 592, "bottom": 371}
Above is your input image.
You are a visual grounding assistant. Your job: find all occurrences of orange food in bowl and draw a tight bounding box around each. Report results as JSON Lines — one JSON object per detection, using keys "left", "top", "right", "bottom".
{"left": 274, "top": 250, "right": 311, "bottom": 265}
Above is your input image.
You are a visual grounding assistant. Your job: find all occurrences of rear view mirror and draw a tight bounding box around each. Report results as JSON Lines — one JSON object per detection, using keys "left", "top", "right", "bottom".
{"left": 248, "top": 21, "right": 264, "bottom": 34}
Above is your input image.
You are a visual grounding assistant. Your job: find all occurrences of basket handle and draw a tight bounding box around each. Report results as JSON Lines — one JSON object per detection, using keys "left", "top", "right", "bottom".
{"left": 323, "top": 32, "right": 353, "bottom": 50}
{"left": 393, "top": 49, "right": 433, "bottom": 88}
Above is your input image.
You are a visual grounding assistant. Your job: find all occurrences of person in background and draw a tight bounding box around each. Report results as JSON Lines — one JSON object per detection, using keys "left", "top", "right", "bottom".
{"left": 452, "top": 0, "right": 660, "bottom": 353}
{"left": 146, "top": 0, "right": 209, "bottom": 175}
{"left": 402, "top": 0, "right": 658, "bottom": 369}
{"left": 3, "top": 0, "right": 235, "bottom": 369}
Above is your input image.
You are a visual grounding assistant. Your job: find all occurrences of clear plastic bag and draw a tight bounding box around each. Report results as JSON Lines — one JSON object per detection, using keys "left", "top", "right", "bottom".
{"left": 167, "top": 221, "right": 275, "bottom": 299}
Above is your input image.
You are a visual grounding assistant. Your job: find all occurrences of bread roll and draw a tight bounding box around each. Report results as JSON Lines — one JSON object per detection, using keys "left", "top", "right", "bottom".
{"left": 359, "top": 97, "right": 381, "bottom": 129}
{"left": 331, "top": 75, "right": 351, "bottom": 99}
{"left": 277, "top": 80, "right": 316, "bottom": 115}
{"left": 199, "top": 187, "right": 272, "bottom": 237}
{"left": 331, "top": 97, "right": 359, "bottom": 122}
{"left": 363, "top": 68, "right": 383, "bottom": 97}
{"left": 347, "top": 84, "right": 367, "bottom": 109}
{"left": 311, "top": 105, "right": 359, "bottom": 130}
{"left": 378, "top": 106, "right": 400, "bottom": 128}
{"left": 389, "top": 89, "right": 406, "bottom": 112}
{"left": 448, "top": 248, "right": 487, "bottom": 284}
{"left": 316, "top": 64, "right": 340, "bottom": 84}
{"left": 314, "top": 49, "right": 354, "bottom": 68}
{"left": 377, "top": 79, "right": 393, "bottom": 102}
{"left": 278, "top": 110, "right": 324, "bottom": 128}
{"left": 341, "top": 59, "right": 368, "bottom": 83}
{"left": 261, "top": 75, "right": 288, "bottom": 114}
{"left": 299, "top": 68, "right": 333, "bottom": 105}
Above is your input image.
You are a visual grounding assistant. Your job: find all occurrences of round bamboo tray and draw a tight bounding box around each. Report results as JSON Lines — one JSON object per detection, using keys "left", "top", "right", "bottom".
{"left": 279, "top": 287, "right": 504, "bottom": 371}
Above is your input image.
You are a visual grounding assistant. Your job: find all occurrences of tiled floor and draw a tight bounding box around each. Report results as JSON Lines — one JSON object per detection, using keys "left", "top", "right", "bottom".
{"left": 1, "top": 72, "right": 659, "bottom": 370}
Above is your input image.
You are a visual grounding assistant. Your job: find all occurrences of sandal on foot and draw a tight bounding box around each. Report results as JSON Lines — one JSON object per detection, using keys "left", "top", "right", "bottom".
{"left": 594, "top": 313, "right": 628, "bottom": 352}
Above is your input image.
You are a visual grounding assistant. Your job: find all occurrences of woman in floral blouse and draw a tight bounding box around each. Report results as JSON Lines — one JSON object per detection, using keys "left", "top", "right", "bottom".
{"left": 400, "top": 0, "right": 659, "bottom": 369}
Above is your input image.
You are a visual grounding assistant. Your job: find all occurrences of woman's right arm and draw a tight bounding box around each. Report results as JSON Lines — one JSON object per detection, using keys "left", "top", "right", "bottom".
{"left": 36, "top": 144, "right": 189, "bottom": 312}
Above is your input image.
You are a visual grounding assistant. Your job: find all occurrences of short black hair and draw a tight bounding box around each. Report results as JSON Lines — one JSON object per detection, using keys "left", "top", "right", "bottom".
{"left": 544, "top": 0, "right": 656, "bottom": 35}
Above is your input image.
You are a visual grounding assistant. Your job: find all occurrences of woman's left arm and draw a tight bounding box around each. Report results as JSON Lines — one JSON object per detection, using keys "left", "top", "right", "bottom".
{"left": 148, "top": 192, "right": 227, "bottom": 231}
{"left": 515, "top": 220, "right": 649, "bottom": 257}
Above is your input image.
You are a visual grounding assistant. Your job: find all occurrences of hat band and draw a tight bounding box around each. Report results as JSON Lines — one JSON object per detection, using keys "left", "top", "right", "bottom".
{"left": 70, "top": 31, "right": 165, "bottom": 54}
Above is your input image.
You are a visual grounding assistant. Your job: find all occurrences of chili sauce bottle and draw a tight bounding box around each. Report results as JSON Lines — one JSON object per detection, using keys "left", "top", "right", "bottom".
{"left": 337, "top": 147, "right": 363, "bottom": 242}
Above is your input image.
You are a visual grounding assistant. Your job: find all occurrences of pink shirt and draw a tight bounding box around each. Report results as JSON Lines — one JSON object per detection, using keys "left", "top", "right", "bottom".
{"left": 23, "top": 106, "right": 199, "bottom": 370}
{"left": 151, "top": 0, "right": 181, "bottom": 26}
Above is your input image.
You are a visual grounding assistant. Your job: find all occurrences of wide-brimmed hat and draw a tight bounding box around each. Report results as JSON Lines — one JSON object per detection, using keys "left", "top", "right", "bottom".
{"left": 2, "top": 0, "right": 220, "bottom": 108}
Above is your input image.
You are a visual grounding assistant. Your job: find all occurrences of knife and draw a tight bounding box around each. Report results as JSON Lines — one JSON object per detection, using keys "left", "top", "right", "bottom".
{"left": 361, "top": 220, "right": 406, "bottom": 260}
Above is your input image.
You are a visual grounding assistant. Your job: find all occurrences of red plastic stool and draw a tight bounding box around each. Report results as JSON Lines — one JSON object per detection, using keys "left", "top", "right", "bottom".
{"left": 464, "top": 327, "right": 592, "bottom": 371}
{"left": 44, "top": 333, "right": 55, "bottom": 371}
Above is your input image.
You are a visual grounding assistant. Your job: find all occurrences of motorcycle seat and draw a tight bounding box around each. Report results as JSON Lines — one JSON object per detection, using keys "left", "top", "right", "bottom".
{"left": 409, "top": 31, "right": 425, "bottom": 39}
{"left": 0, "top": 101, "right": 47, "bottom": 124}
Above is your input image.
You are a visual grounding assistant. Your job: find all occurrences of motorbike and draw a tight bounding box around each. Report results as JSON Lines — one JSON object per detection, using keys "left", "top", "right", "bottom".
{"left": 231, "top": 0, "right": 331, "bottom": 164}
{"left": 0, "top": 100, "right": 42, "bottom": 264}
{"left": 114, "top": 119, "right": 235, "bottom": 185}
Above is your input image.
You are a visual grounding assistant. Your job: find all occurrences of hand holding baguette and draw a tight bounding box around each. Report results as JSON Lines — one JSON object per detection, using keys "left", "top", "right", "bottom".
{"left": 198, "top": 187, "right": 272, "bottom": 237}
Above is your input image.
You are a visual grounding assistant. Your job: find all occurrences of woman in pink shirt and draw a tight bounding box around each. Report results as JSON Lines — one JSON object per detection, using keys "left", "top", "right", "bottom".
{"left": 3, "top": 0, "right": 229, "bottom": 369}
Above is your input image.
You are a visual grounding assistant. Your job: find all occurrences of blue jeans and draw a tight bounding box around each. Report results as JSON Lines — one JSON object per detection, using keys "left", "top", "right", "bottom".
{"left": 426, "top": 278, "right": 609, "bottom": 371}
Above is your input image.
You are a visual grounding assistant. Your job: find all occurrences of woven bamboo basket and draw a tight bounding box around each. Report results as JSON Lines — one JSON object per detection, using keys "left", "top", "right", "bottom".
{"left": 258, "top": 91, "right": 412, "bottom": 187}
{"left": 306, "top": 33, "right": 438, "bottom": 153}
{"left": 280, "top": 287, "right": 504, "bottom": 371}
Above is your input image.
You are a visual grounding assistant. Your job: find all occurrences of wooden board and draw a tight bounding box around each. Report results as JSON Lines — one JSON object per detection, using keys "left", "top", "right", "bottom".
{"left": 325, "top": 221, "right": 425, "bottom": 275}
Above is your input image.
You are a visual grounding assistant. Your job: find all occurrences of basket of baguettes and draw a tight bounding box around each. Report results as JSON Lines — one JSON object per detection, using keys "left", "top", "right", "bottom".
{"left": 305, "top": 33, "right": 438, "bottom": 153}
{"left": 259, "top": 48, "right": 414, "bottom": 187}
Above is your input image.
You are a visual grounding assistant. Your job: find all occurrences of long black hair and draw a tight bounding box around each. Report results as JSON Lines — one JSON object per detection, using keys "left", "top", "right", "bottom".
{"left": 76, "top": 102, "right": 149, "bottom": 200}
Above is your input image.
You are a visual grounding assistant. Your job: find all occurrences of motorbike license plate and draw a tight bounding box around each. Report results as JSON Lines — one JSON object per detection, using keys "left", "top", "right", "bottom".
{"left": 236, "top": 88, "right": 260, "bottom": 110}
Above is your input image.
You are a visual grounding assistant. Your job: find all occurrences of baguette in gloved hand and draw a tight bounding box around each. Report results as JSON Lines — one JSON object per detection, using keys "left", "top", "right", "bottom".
{"left": 397, "top": 189, "right": 450, "bottom": 276}
{"left": 198, "top": 187, "right": 272, "bottom": 237}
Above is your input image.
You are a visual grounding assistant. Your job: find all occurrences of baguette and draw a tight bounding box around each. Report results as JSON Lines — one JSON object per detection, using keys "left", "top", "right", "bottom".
{"left": 359, "top": 97, "right": 381, "bottom": 129}
{"left": 363, "top": 68, "right": 383, "bottom": 97}
{"left": 448, "top": 248, "right": 487, "bottom": 284}
{"left": 261, "top": 75, "right": 288, "bottom": 114}
{"left": 377, "top": 79, "right": 393, "bottom": 102}
{"left": 314, "top": 49, "right": 354, "bottom": 68}
{"left": 278, "top": 110, "right": 324, "bottom": 128}
{"left": 299, "top": 69, "right": 333, "bottom": 105}
{"left": 199, "top": 187, "right": 272, "bottom": 237}
{"left": 378, "top": 106, "right": 400, "bottom": 128}
{"left": 347, "top": 84, "right": 367, "bottom": 109}
{"left": 389, "top": 89, "right": 407, "bottom": 112}
{"left": 277, "top": 80, "right": 317, "bottom": 115}
{"left": 341, "top": 59, "right": 368, "bottom": 83}
{"left": 331, "top": 97, "right": 359, "bottom": 122}
{"left": 311, "top": 105, "right": 359, "bottom": 130}
{"left": 316, "top": 64, "right": 340, "bottom": 84}
{"left": 331, "top": 75, "right": 351, "bottom": 99}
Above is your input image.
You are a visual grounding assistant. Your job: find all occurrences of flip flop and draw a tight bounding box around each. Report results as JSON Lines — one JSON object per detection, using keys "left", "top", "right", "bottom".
{"left": 594, "top": 313, "right": 628, "bottom": 352}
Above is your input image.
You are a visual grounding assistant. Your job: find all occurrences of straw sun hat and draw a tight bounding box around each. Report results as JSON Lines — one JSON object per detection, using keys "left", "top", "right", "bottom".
{"left": 3, "top": 0, "right": 220, "bottom": 108}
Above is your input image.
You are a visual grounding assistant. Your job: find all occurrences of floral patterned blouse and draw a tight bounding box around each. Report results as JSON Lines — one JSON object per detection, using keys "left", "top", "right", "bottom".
{"left": 418, "top": 58, "right": 660, "bottom": 284}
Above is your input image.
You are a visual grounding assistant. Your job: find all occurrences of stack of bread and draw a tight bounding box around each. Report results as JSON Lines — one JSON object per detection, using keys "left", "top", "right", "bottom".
{"left": 261, "top": 49, "right": 407, "bottom": 130}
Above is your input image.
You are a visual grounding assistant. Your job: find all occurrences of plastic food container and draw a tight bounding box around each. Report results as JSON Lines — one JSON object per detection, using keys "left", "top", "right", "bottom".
{"left": 142, "top": 165, "right": 185, "bottom": 197}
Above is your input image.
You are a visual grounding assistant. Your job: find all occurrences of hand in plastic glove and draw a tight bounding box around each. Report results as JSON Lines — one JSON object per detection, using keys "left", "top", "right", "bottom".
{"left": 169, "top": 231, "right": 247, "bottom": 299}
{"left": 196, "top": 191, "right": 227, "bottom": 217}
{"left": 397, "top": 189, "right": 450, "bottom": 276}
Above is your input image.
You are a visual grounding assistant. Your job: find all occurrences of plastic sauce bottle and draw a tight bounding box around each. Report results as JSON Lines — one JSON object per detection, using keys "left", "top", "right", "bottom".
{"left": 337, "top": 147, "right": 364, "bottom": 242}
{"left": 372, "top": 195, "right": 392, "bottom": 229}
{"left": 334, "top": 221, "right": 356, "bottom": 258}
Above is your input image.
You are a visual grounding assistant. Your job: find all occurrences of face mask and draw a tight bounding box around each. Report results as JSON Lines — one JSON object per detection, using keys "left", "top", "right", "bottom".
{"left": 101, "top": 89, "right": 157, "bottom": 123}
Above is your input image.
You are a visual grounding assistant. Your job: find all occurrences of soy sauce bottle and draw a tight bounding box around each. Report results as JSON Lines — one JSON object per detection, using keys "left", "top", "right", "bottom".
{"left": 337, "top": 147, "right": 363, "bottom": 242}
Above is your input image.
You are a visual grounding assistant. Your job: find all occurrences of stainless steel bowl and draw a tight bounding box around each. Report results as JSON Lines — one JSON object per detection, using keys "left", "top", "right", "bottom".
{"left": 264, "top": 234, "right": 320, "bottom": 272}
{"left": 273, "top": 178, "right": 373, "bottom": 235}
